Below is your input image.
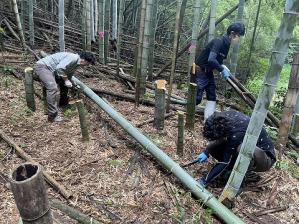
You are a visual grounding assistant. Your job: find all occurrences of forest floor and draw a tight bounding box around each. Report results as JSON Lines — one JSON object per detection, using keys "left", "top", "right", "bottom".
{"left": 0, "top": 51, "right": 298, "bottom": 224}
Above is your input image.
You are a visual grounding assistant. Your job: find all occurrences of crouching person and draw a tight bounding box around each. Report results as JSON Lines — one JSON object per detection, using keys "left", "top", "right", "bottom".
{"left": 35, "top": 51, "right": 96, "bottom": 122}
{"left": 197, "top": 110, "right": 276, "bottom": 190}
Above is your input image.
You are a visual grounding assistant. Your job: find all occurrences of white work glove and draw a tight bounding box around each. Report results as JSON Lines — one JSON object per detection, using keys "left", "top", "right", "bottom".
{"left": 64, "top": 79, "right": 73, "bottom": 88}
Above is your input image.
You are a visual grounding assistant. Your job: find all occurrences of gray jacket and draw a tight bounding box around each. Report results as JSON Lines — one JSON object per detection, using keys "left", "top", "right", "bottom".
{"left": 36, "top": 52, "right": 80, "bottom": 77}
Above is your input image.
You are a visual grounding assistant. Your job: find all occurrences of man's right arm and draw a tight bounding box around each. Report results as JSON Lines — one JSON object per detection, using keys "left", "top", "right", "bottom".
{"left": 207, "top": 39, "right": 223, "bottom": 72}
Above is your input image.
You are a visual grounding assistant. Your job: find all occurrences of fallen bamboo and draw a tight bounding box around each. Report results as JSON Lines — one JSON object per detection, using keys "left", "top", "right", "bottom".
{"left": 253, "top": 205, "right": 289, "bottom": 217}
{"left": 0, "top": 130, "right": 72, "bottom": 199}
{"left": 136, "top": 112, "right": 176, "bottom": 128}
{"left": 49, "top": 199, "right": 101, "bottom": 224}
{"left": 72, "top": 76, "right": 244, "bottom": 224}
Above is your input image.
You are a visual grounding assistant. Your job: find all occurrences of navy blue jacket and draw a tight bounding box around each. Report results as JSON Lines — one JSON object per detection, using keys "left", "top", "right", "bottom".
{"left": 202, "top": 110, "right": 276, "bottom": 185}
{"left": 195, "top": 34, "right": 230, "bottom": 72}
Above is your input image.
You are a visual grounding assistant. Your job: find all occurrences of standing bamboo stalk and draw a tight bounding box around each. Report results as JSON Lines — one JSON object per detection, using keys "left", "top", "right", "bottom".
{"left": 91, "top": 0, "right": 95, "bottom": 42}
{"left": 154, "top": 80, "right": 166, "bottom": 130}
{"left": 28, "top": 0, "right": 34, "bottom": 47}
{"left": 116, "top": 0, "right": 125, "bottom": 76}
{"left": 10, "top": 163, "right": 53, "bottom": 224}
{"left": 208, "top": 0, "right": 217, "bottom": 42}
{"left": 112, "top": 0, "right": 117, "bottom": 41}
{"left": 177, "top": 111, "right": 184, "bottom": 157}
{"left": 75, "top": 100, "right": 90, "bottom": 141}
{"left": 185, "top": 83, "right": 197, "bottom": 130}
{"left": 12, "top": 0, "right": 26, "bottom": 48}
{"left": 220, "top": 0, "right": 299, "bottom": 201}
{"left": 82, "top": 0, "right": 87, "bottom": 49}
{"left": 24, "top": 67, "right": 36, "bottom": 111}
{"left": 104, "top": 0, "right": 111, "bottom": 64}
{"left": 86, "top": 0, "right": 92, "bottom": 51}
{"left": 166, "top": 0, "right": 187, "bottom": 112}
{"left": 276, "top": 53, "right": 299, "bottom": 155}
{"left": 98, "top": 0, "right": 105, "bottom": 63}
{"left": 230, "top": 0, "right": 245, "bottom": 76}
{"left": 58, "top": 0, "right": 65, "bottom": 51}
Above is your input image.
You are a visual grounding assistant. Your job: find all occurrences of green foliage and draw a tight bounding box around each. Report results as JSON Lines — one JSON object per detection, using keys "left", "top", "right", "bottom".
{"left": 264, "top": 125, "right": 278, "bottom": 140}
{"left": 0, "top": 27, "right": 4, "bottom": 34}
{"left": 0, "top": 75, "right": 15, "bottom": 88}
{"left": 276, "top": 159, "right": 299, "bottom": 180}
{"left": 63, "top": 104, "right": 77, "bottom": 118}
{"left": 109, "top": 159, "right": 123, "bottom": 167}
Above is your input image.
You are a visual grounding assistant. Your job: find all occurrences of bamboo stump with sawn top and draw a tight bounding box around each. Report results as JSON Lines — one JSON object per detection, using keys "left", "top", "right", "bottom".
{"left": 74, "top": 99, "right": 90, "bottom": 141}
{"left": 24, "top": 67, "right": 36, "bottom": 111}
{"left": 154, "top": 80, "right": 167, "bottom": 130}
{"left": 293, "top": 114, "right": 299, "bottom": 137}
{"left": 177, "top": 111, "right": 185, "bottom": 156}
{"left": 10, "top": 163, "right": 53, "bottom": 224}
{"left": 185, "top": 82, "right": 197, "bottom": 131}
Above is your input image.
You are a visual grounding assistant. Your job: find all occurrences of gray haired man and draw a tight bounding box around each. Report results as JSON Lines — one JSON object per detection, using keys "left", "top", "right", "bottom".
{"left": 35, "top": 51, "right": 96, "bottom": 122}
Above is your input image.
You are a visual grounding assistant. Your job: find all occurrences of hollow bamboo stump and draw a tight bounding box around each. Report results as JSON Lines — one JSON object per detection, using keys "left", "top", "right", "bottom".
{"left": 24, "top": 67, "right": 36, "bottom": 111}
{"left": 154, "top": 80, "right": 167, "bottom": 130}
{"left": 10, "top": 163, "right": 53, "bottom": 224}
{"left": 177, "top": 111, "right": 185, "bottom": 157}
{"left": 185, "top": 83, "right": 197, "bottom": 130}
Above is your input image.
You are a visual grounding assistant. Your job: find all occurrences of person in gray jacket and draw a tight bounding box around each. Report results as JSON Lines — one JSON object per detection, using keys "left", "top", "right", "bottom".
{"left": 35, "top": 51, "right": 96, "bottom": 122}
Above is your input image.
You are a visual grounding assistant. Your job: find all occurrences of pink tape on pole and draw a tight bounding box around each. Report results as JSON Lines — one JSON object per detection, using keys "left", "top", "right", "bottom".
{"left": 188, "top": 44, "right": 196, "bottom": 53}
{"left": 97, "top": 31, "right": 104, "bottom": 38}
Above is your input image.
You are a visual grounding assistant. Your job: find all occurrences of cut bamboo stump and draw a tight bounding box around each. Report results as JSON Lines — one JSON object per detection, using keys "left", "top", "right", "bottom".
{"left": 74, "top": 99, "right": 90, "bottom": 141}
{"left": 154, "top": 80, "right": 167, "bottom": 130}
{"left": 177, "top": 111, "right": 185, "bottom": 157}
{"left": 24, "top": 67, "right": 36, "bottom": 111}
{"left": 185, "top": 83, "right": 197, "bottom": 130}
{"left": 10, "top": 163, "right": 53, "bottom": 224}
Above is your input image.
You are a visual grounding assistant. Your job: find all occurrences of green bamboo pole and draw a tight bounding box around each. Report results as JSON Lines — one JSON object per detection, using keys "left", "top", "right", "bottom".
{"left": 293, "top": 114, "right": 299, "bottom": 137}
{"left": 24, "top": 67, "right": 36, "bottom": 112}
{"left": 91, "top": 0, "right": 95, "bottom": 42}
{"left": 75, "top": 100, "right": 90, "bottom": 141}
{"left": 58, "top": 0, "right": 65, "bottom": 51}
{"left": 230, "top": 0, "right": 245, "bottom": 76}
{"left": 154, "top": 80, "right": 166, "bottom": 130}
{"left": 111, "top": 0, "right": 117, "bottom": 40}
{"left": 166, "top": 0, "right": 187, "bottom": 113}
{"left": 177, "top": 111, "right": 184, "bottom": 157}
{"left": 82, "top": 0, "right": 87, "bottom": 50}
{"left": 71, "top": 76, "right": 243, "bottom": 224}
{"left": 220, "top": 0, "right": 299, "bottom": 201}
{"left": 98, "top": 0, "right": 104, "bottom": 63}
{"left": 28, "top": 0, "right": 34, "bottom": 47}
{"left": 208, "top": 0, "right": 217, "bottom": 42}
{"left": 20, "top": 0, "right": 25, "bottom": 33}
{"left": 185, "top": 83, "right": 197, "bottom": 131}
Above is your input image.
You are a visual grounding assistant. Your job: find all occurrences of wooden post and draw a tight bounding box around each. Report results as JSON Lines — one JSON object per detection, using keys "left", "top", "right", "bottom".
{"left": 75, "top": 99, "right": 90, "bottom": 141}
{"left": 154, "top": 80, "right": 166, "bottom": 130}
{"left": 10, "top": 163, "right": 53, "bottom": 224}
{"left": 24, "top": 67, "right": 36, "bottom": 111}
{"left": 185, "top": 82, "right": 197, "bottom": 130}
{"left": 177, "top": 111, "right": 184, "bottom": 157}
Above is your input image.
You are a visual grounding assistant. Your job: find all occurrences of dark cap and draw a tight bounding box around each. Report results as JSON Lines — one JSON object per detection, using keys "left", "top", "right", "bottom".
{"left": 78, "top": 51, "right": 96, "bottom": 65}
{"left": 227, "top": 22, "right": 245, "bottom": 36}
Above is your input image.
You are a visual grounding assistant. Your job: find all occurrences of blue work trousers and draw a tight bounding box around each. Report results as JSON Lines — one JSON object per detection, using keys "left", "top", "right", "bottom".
{"left": 195, "top": 68, "right": 216, "bottom": 105}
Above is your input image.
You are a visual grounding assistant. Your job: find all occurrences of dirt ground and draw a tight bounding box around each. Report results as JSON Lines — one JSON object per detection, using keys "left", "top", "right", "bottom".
{"left": 0, "top": 52, "right": 298, "bottom": 224}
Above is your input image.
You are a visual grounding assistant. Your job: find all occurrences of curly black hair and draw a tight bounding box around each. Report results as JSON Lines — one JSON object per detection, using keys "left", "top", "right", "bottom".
{"left": 227, "top": 22, "right": 245, "bottom": 36}
{"left": 203, "top": 112, "right": 231, "bottom": 141}
{"left": 78, "top": 51, "right": 96, "bottom": 65}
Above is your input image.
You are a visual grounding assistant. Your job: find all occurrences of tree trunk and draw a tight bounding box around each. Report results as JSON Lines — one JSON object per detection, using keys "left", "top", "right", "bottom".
{"left": 111, "top": 0, "right": 117, "bottom": 40}
{"left": 230, "top": 0, "right": 245, "bottom": 76}
{"left": 116, "top": 0, "right": 125, "bottom": 76}
{"left": 166, "top": 0, "right": 187, "bottom": 112}
{"left": 104, "top": 0, "right": 111, "bottom": 64}
{"left": 208, "top": 0, "right": 217, "bottom": 42}
{"left": 28, "top": 0, "right": 34, "bottom": 47}
{"left": 276, "top": 53, "right": 299, "bottom": 155}
{"left": 220, "top": 0, "right": 299, "bottom": 201}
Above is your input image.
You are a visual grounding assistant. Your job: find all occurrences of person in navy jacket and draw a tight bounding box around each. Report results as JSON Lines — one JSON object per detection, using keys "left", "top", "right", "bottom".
{"left": 194, "top": 22, "right": 245, "bottom": 121}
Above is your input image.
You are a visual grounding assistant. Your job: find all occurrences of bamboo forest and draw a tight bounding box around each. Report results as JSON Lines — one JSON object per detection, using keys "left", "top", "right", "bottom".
{"left": 0, "top": 0, "right": 298, "bottom": 223}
